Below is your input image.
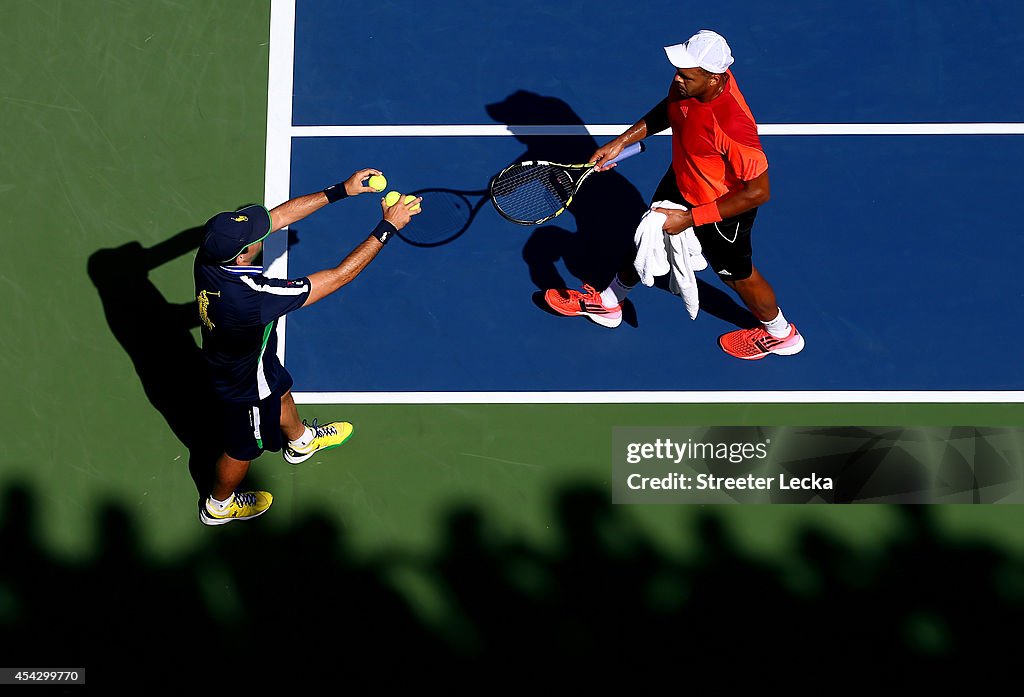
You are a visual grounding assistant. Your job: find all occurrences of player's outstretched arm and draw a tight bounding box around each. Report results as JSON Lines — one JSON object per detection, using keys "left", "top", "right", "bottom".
{"left": 301, "top": 196, "right": 421, "bottom": 308}
{"left": 269, "top": 168, "right": 384, "bottom": 232}
{"left": 591, "top": 98, "right": 668, "bottom": 171}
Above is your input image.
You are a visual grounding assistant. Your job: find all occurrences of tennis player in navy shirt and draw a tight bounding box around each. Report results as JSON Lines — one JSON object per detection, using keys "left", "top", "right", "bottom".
{"left": 193, "top": 168, "right": 420, "bottom": 525}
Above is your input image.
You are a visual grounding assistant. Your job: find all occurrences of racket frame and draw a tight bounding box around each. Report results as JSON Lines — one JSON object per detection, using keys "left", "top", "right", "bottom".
{"left": 489, "top": 141, "right": 646, "bottom": 226}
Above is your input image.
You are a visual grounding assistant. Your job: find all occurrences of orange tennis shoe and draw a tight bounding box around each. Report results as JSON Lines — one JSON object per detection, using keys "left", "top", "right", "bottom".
{"left": 543, "top": 284, "right": 622, "bottom": 328}
{"left": 718, "top": 324, "right": 805, "bottom": 360}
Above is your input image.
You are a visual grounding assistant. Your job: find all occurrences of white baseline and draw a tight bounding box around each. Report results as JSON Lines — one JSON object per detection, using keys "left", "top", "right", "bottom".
{"left": 293, "top": 391, "right": 1024, "bottom": 404}
{"left": 291, "top": 123, "right": 1024, "bottom": 137}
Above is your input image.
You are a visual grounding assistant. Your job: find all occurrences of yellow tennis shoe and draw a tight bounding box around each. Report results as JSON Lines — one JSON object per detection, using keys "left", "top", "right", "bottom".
{"left": 199, "top": 490, "right": 273, "bottom": 526}
{"left": 284, "top": 419, "right": 354, "bottom": 464}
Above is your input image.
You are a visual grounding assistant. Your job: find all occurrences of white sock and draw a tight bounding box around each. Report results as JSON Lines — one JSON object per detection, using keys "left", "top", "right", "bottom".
{"left": 290, "top": 426, "right": 314, "bottom": 449}
{"left": 600, "top": 275, "right": 635, "bottom": 307}
{"left": 208, "top": 493, "right": 234, "bottom": 512}
{"left": 762, "top": 308, "right": 791, "bottom": 338}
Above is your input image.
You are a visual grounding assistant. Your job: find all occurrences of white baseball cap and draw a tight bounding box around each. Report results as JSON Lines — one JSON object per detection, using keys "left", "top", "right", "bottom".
{"left": 664, "top": 30, "right": 734, "bottom": 74}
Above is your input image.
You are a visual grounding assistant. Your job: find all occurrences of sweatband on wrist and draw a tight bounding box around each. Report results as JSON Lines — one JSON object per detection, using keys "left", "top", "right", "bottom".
{"left": 691, "top": 202, "right": 723, "bottom": 226}
{"left": 370, "top": 220, "right": 397, "bottom": 245}
{"left": 323, "top": 183, "right": 348, "bottom": 203}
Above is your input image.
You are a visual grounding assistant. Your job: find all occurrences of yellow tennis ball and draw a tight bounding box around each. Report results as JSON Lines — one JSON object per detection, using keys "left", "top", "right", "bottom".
{"left": 402, "top": 194, "right": 421, "bottom": 212}
{"left": 368, "top": 174, "right": 387, "bottom": 192}
{"left": 384, "top": 190, "right": 401, "bottom": 207}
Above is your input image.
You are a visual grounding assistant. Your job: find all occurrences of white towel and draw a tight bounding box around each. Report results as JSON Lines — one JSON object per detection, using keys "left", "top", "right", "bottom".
{"left": 632, "top": 200, "right": 707, "bottom": 320}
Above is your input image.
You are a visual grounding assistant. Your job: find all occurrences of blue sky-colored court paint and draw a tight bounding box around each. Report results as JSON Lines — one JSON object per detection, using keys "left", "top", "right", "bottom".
{"left": 278, "top": 0, "right": 1024, "bottom": 394}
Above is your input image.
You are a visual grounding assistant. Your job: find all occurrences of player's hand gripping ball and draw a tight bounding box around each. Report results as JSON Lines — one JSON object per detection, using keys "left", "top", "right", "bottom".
{"left": 368, "top": 174, "right": 387, "bottom": 192}
{"left": 384, "top": 191, "right": 421, "bottom": 211}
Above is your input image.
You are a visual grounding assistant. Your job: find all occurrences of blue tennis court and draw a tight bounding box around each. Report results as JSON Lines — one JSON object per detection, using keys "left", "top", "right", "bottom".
{"left": 276, "top": 0, "right": 1024, "bottom": 395}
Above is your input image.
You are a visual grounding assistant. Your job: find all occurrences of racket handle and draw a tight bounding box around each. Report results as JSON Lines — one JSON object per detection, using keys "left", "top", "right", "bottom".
{"left": 603, "top": 141, "right": 646, "bottom": 167}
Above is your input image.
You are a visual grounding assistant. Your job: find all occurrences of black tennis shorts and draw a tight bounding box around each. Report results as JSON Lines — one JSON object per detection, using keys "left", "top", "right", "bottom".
{"left": 219, "top": 389, "right": 286, "bottom": 461}
{"left": 651, "top": 166, "right": 757, "bottom": 281}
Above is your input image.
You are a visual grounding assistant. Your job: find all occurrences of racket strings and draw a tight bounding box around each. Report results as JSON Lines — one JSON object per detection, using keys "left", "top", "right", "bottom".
{"left": 491, "top": 164, "right": 578, "bottom": 223}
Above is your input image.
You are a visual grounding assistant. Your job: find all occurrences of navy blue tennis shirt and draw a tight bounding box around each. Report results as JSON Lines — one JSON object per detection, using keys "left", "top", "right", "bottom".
{"left": 194, "top": 205, "right": 311, "bottom": 403}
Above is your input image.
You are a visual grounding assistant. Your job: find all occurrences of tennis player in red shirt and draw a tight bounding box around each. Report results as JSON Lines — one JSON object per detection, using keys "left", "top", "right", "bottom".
{"left": 544, "top": 30, "right": 804, "bottom": 360}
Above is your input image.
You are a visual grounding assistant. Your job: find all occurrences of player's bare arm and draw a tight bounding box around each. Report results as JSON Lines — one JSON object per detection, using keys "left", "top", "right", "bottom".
{"left": 656, "top": 171, "right": 770, "bottom": 234}
{"left": 591, "top": 122, "right": 647, "bottom": 171}
{"left": 301, "top": 196, "right": 421, "bottom": 307}
{"left": 592, "top": 98, "right": 670, "bottom": 171}
{"left": 269, "top": 168, "right": 384, "bottom": 232}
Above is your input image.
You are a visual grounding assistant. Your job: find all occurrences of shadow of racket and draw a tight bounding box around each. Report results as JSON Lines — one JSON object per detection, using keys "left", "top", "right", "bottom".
{"left": 398, "top": 188, "right": 491, "bottom": 248}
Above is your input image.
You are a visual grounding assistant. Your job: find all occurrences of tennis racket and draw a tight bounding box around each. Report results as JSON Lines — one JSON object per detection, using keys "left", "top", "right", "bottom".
{"left": 490, "top": 141, "right": 646, "bottom": 225}
{"left": 397, "top": 188, "right": 490, "bottom": 247}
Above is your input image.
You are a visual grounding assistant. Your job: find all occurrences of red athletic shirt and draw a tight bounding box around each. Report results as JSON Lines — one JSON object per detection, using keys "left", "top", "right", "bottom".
{"left": 666, "top": 70, "right": 768, "bottom": 225}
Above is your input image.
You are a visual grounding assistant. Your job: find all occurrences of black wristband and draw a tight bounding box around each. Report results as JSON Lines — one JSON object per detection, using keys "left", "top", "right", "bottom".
{"left": 323, "top": 183, "right": 348, "bottom": 203}
{"left": 370, "top": 220, "right": 398, "bottom": 245}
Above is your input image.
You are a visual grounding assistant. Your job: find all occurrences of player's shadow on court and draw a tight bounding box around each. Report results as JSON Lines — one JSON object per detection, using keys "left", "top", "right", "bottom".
{"left": 87, "top": 230, "right": 219, "bottom": 498}
{"left": 87, "top": 220, "right": 303, "bottom": 498}
{"left": 487, "top": 90, "right": 754, "bottom": 329}
{"left": 86, "top": 225, "right": 294, "bottom": 499}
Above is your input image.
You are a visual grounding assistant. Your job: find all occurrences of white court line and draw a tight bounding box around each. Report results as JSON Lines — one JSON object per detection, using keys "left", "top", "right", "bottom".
{"left": 266, "top": 3, "right": 1020, "bottom": 404}
{"left": 294, "top": 391, "right": 1024, "bottom": 405}
{"left": 265, "top": 0, "right": 296, "bottom": 362}
{"left": 290, "top": 123, "right": 1024, "bottom": 137}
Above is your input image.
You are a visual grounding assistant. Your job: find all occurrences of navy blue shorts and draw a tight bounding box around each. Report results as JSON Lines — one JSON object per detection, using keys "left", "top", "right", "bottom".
{"left": 652, "top": 166, "right": 757, "bottom": 281}
{"left": 219, "top": 391, "right": 286, "bottom": 461}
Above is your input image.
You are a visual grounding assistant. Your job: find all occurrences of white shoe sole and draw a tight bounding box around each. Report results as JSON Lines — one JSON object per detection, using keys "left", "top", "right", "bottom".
{"left": 770, "top": 335, "right": 805, "bottom": 356}
{"left": 586, "top": 312, "right": 622, "bottom": 328}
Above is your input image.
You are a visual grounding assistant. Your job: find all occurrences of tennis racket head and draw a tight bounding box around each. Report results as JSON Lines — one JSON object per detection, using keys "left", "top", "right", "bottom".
{"left": 489, "top": 160, "right": 591, "bottom": 225}
{"left": 489, "top": 142, "right": 646, "bottom": 226}
{"left": 397, "top": 188, "right": 488, "bottom": 247}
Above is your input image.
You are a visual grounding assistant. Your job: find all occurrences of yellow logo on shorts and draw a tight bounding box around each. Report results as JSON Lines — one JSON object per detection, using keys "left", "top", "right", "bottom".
{"left": 231, "top": 215, "right": 248, "bottom": 222}
{"left": 197, "top": 290, "right": 221, "bottom": 330}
